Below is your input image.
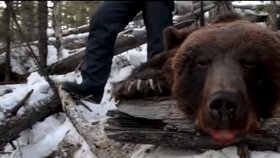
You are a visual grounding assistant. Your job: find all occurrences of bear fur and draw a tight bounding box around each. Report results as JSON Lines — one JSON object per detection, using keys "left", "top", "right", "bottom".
{"left": 112, "top": 12, "right": 280, "bottom": 145}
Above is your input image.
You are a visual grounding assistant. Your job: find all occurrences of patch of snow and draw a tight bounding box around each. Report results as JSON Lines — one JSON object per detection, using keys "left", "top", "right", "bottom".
{"left": 63, "top": 32, "right": 89, "bottom": 41}
{"left": 232, "top": 1, "right": 270, "bottom": 6}
{"left": 47, "top": 28, "right": 55, "bottom": 36}
{"left": 47, "top": 45, "right": 58, "bottom": 66}
{"left": 3, "top": 114, "right": 70, "bottom": 158}
{"left": 0, "top": 72, "right": 54, "bottom": 122}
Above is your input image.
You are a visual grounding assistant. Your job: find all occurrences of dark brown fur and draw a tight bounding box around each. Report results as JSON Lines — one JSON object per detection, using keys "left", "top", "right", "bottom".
{"left": 112, "top": 12, "right": 280, "bottom": 144}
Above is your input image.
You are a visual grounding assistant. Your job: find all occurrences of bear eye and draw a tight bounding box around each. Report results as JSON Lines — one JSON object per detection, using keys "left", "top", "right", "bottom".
{"left": 240, "top": 59, "right": 258, "bottom": 69}
{"left": 196, "top": 57, "right": 211, "bottom": 67}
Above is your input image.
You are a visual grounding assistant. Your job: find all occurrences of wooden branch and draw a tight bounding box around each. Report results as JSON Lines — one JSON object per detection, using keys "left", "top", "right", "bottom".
{"left": 7, "top": 89, "right": 33, "bottom": 116}
{"left": 57, "top": 84, "right": 141, "bottom": 158}
{"left": 104, "top": 97, "right": 280, "bottom": 152}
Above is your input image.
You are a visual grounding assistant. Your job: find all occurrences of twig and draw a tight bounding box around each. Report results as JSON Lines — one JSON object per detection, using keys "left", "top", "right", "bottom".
{"left": 6, "top": 89, "right": 34, "bottom": 117}
{"left": 74, "top": 59, "right": 83, "bottom": 73}
{"left": 238, "top": 143, "right": 250, "bottom": 158}
{"left": 76, "top": 100, "right": 92, "bottom": 112}
{"left": 0, "top": 151, "right": 12, "bottom": 154}
{"left": 9, "top": 141, "right": 16, "bottom": 150}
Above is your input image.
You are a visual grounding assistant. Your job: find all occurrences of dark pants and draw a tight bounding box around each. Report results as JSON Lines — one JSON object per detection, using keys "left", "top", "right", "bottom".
{"left": 81, "top": 1, "right": 174, "bottom": 95}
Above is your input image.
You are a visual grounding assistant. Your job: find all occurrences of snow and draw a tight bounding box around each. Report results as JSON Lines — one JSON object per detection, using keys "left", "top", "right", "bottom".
{"left": 47, "top": 45, "right": 71, "bottom": 66}
{"left": 47, "top": 28, "right": 55, "bottom": 36}
{"left": 232, "top": 1, "right": 270, "bottom": 6}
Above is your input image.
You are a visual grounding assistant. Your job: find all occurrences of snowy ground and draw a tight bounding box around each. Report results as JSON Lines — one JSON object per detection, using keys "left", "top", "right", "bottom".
{"left": 0, "top": 43, "right": 280, "bottom": 158}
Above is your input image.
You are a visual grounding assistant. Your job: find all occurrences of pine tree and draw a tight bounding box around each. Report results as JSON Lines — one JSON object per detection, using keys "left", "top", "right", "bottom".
{"left": 38, "top": 1, "right": 48, "bottom": 69}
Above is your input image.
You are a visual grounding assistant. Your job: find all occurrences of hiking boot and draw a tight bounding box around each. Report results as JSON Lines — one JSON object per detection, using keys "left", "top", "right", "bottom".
{"left": 62, "top": 81, "right": 103, "bottom": 104}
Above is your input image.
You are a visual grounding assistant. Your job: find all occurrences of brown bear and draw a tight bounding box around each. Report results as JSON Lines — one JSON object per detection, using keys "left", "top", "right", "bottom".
{"left": 112, "top": 12, "right": 280, "bottom": 145}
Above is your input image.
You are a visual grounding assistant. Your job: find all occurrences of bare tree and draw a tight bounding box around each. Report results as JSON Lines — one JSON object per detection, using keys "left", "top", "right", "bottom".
{"left": 38, "top": 1, "right": 48, "bottom": 69}
{"left": 53, "top": 1, "right": 63, "bottom": 59}
{"left": 4, "top": 1, "right": 12, "bottom": 82}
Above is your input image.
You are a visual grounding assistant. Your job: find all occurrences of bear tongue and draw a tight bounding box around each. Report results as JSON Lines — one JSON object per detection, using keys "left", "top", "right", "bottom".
{"left": 210, "top": 130, "right": 236, "bottom": 145}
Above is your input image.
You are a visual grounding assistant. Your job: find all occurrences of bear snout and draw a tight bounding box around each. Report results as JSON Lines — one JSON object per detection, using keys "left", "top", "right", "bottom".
{"left": 206, "top": 91, "right": 247, "bottom": 130}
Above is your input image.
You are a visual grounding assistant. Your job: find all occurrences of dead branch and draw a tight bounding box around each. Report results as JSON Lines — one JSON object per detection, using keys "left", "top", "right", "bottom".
{"left": 6, "top": 89, "right": 34, "bottom": 117}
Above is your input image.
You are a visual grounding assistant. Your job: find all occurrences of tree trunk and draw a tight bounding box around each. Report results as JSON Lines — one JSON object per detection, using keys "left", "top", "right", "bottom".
{"left": 270, "top": 1, "right": 278, "bottom": 31}
{"left": 53, "top": 1, "right": 63, "bottom": 59}
{"left": 38, "top": 1, "right": 48, "bottom": 69}
{"left": 200, "top": 1, "right": 205, "bottom": 26}
{"left": 4, "top": 2, "right": 11, "bottom": 82}
{"left": 21, "top": 1, "right": 36, "bottom": 41}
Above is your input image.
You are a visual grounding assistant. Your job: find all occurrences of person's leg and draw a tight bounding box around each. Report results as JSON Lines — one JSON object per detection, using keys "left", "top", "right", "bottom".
{"left": 142, "top": 1, "right": 174, "bottom": 60}
{"left": 62, "top": 1, "right": 143, "bottom": 102}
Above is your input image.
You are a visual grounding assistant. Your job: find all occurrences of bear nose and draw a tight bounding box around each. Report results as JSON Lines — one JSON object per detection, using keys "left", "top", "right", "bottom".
{"left": 208, "top": 91, "right": 239, "bottom": 128}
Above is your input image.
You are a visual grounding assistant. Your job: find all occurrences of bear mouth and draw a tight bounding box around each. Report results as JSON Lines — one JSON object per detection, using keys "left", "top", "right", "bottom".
{"left": 209, "top": 129, "right": 237, "bottom": 145}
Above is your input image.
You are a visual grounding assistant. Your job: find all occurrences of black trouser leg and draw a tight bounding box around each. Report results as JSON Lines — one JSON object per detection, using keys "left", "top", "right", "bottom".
{"left": 142, "top": 1, "right": 174, "bottom": 60}
{"left": 81, "top": 1, "right": 142, "bottom": 95}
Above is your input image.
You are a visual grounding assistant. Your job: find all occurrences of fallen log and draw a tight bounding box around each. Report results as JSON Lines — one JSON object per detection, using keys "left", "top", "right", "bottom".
{"left": 49, "top": 48, "right": 85, "bottom": 75}
{"left": 104, "top": 97, "right": 280, "bottom": 153}
{"left": 57, "top": 84, "right": 141, "bottom": 158}
{"left": 0, "top": 94, "right": 59, "bottom": 149}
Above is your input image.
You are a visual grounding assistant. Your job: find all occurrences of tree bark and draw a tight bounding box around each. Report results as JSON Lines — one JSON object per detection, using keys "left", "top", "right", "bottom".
{"left": 270, "top": 1, "right": 278, "bottom": 31}
{"left": 53, "top": 1, "right": 63, "bottom": 59}
{"left": 38, "top": 1, "right": 48, "bottom": 69}
{"left": 4, "top": 2, "right": 11, "bottom": 82}
{"left": 105, "top": 97, "right": 280, "bottom": 152}
{"left": 21, "top": 1, "right": 36, "bottom": 41}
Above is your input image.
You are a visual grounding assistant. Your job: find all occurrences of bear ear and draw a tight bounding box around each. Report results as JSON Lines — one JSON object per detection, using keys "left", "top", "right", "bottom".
{"left": 163, "top": 26, "right": 195, "bottom": 51}
{"left": 274, "top": 32, "right": 280, "bottom": 40}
